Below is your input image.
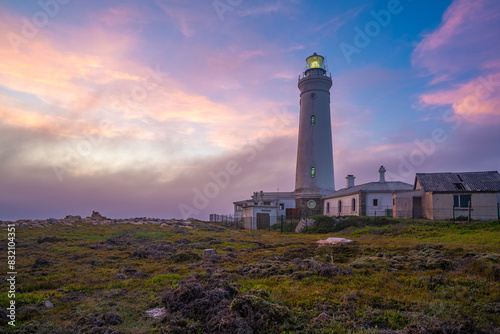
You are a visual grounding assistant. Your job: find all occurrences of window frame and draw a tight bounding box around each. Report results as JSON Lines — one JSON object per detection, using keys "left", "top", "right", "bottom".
{"left": 453, "top": 194, "right": 471, "bottom": 208}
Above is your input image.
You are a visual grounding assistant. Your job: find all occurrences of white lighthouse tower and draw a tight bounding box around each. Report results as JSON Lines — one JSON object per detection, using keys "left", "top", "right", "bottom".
{"left": 295, "top": 53, "right": 335, "bottom": 214}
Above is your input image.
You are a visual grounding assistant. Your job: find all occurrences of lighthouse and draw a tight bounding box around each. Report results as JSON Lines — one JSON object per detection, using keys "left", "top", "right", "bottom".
{"left": 294, "top": 53, "right": 335, "bottom": 214}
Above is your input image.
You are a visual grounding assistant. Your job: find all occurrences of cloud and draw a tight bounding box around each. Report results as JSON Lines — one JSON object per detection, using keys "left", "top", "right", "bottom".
{"left": 412, "top": 0, "right": 500, "bottom": 124}
{"left": 0, "top": 130, "right": 297, "bottom": 220}
{"left": 412, "top": 0, "right": 500, "bottom": 81}
{"left": 419, "top": 72, "right": 500, "bottom": 121}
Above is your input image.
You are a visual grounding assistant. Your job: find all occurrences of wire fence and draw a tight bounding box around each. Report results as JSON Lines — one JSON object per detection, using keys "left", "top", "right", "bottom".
{"left": 209, "top": 214, "right": 314, "bottom": 232}
{"left": 211, "top": 204, "right": 500, "bottom": 230}
{"left": 394, "top": 204, "right": 500, "bottom": 222}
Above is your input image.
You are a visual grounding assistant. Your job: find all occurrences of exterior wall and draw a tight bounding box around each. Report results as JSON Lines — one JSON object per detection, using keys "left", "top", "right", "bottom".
{"left": 242, "top": 206, "right": 278, "bottom": 229}
{"left": 275, "top": 198, "right": 296, "bottom": 218}
{"left": 296, "top": 197, "right": 323, "bottom": 216}
{"left": 365, "top": 193, "right": 393, "bottom": 217}
{"left": 432, "top": 193, "right": 499, "bottom": 221}
{"left": 395, "top": 191, "right": 500, "bottom": 221}
{"left": 430, "top": 193, "right": 451, "bottom": 220}
{"left": 323, "top": 194, "right": 361, "bottom": 216}
{"left": 393, "top": 190, "right": 425, "bottom": 219}
{"left": 423, "top": 192, "right": 434, "bottom": 220}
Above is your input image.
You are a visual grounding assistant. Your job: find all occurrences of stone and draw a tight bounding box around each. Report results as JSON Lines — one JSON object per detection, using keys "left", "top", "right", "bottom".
{"left": 312, "top": 237, "right": 353, "bottom": 246}
{"left": 44, "top": 300, "right": 53, "bottom": 307}
{"left": 145, "top": 307, "right": 167, "bottom": 319}
{"left": 203, "top": 249, "right": 217, "bottom": 257}
{"left": 295, "top": 218, "right": 316, "bottom": 232}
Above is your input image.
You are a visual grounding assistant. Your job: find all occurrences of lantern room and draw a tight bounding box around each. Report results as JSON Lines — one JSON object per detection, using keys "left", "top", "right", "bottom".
{"left": 305, "top": 52, "right": 326, "bottom": 72}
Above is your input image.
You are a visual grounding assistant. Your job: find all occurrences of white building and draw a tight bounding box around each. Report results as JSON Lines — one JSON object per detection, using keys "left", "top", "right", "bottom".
{"left": 233, "top": 191, "right": 296, "bottom": 229}
{"left": 323, "top": 166, "right": 413, "bottom": 217}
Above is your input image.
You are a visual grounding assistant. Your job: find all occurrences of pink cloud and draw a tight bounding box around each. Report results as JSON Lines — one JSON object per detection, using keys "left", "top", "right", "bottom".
{"left": 412, "top": 0, "right": 500, "bottom": 81}
{"left": 412, "top": 0, "right": 500, "bottom": 124}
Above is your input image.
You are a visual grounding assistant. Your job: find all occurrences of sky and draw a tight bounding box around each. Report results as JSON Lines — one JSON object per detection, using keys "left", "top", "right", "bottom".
{"left": 0, "top": 0, "right": 499, "bottom": 220}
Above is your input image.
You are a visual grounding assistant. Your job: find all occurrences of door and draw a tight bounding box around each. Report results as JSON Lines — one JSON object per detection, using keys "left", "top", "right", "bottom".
{"left": 256, "top": 213, "right": 270, "bottom": 230}
{"left": 413, "top": 197, "right": 422, "bottom": 218}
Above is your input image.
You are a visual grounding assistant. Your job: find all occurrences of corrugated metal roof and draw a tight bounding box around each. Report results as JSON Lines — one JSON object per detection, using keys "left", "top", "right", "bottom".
{"left": 323, "top": 181, "right": 413, "bottom": 199}
{"left": 415, "top": 171, "right": 500, "bottom": 192}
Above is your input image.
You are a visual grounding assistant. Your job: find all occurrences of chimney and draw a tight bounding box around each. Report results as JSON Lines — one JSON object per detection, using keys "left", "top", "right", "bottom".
{"left": 346, "top": 175, "right": 355, "bottom": 188}
{"left": 259, "top": 190, "right": 264, "bottom": 205}
{"left": 379, "top": 166, "right": 386, "bottom": 183}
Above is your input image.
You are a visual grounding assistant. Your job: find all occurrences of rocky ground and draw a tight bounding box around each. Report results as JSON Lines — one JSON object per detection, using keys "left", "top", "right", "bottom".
{"left": 1, "top": 211, "right": 195, "bottom": 229}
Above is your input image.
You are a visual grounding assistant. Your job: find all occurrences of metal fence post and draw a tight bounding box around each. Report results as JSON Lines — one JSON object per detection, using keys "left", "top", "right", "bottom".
{"left": 280, "top": 215, "right": 283, "bottom": 233}
{"left": 452, "top": 206, "right": 455, "bottom": 222}
{"left": 468, "top": 201, "right": 471, "bottom": 222}
{"left": 498, "top": 203, "right": 500, "bottom": 220}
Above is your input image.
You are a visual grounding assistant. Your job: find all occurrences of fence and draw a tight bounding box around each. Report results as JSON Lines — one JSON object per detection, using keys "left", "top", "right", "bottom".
{"left": 209, "top": 214, "right": 312, "bottom": 232}
{"left": 394, "top": 204, "right": 500, "bottom": 222}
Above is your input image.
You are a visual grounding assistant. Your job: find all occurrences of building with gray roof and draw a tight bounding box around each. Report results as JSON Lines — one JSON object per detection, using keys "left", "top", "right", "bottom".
{"left": 394, "top": 171, "right": 500, "bottom": 221}
{"left": 323, "top": 166, "right": 413, "bottom": 217}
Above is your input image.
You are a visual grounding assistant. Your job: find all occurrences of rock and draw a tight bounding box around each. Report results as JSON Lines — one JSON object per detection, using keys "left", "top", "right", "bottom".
{"left": 311, "top": 237, "right": 353, "bottom": 246}
{"left": 295, "top": 218, "right": 316, "bottom": 232}
{"left": 203, "top": 249, "right": 217, "bottom": 257}
{"left": 145, "top": 307, "right": 167, "bottom": 319}
{"left": 90, "top": 211, "right": 107, "bottom": 220}
{"left": 44, "top": 300, "right": 53, "bottom": 307}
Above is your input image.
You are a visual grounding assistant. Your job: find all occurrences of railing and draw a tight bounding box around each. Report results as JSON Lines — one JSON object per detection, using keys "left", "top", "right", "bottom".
{"left": 298, "top": 69, "right": 332, "bottom": 81}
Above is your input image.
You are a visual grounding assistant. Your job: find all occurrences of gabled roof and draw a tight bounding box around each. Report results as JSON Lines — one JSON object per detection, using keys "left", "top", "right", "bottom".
{"left": 323, "top": 181, "right": 413, "bottom": 199}
{"left": 415, "top": 171, "right": 500, "bottom": 192}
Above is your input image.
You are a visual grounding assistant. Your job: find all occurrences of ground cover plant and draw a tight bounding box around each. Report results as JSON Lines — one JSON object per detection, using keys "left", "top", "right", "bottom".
{"left": 0, "top": 217, "right": 499, "bottom": 333}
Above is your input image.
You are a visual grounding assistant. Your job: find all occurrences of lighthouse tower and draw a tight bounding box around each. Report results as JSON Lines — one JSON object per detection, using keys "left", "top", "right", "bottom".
{"left": 295, "top": 53, "right": 335, "bottom": 215}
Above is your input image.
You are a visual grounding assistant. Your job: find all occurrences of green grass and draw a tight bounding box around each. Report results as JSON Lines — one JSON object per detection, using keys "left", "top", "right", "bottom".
{"left": 1, "top": 219, "right": 499, "bottom": 333}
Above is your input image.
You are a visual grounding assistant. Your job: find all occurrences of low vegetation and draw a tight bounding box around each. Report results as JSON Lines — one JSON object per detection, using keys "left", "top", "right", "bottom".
{"left": 0, "top": 217, "right": 499, "bottom": 333}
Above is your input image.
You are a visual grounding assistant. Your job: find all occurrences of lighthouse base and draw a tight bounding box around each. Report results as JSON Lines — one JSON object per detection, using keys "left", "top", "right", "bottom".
{"left": 295, "top": 196, "right": 323, "bottom": 216}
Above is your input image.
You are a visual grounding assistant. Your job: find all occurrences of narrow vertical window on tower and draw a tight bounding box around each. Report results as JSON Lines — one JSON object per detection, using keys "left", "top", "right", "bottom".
{"left": 311, "top": 115, "right": 315, "bottom": 125}
{"left": 311, "top": 167, "right": 315, "bottom": 178}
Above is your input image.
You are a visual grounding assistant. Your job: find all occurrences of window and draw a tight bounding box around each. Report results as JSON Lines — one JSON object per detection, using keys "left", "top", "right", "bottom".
{"left": 373, "top": 199, "right": 378, "bottom": 207}
{"left": 326, "top": 202, "right": 330, "bottom": 213}
{"left": 311, "top": 167, "right": 315, "bottom": 178}
{"left": 352, "top": 198, "right": 356, "bottom": 212}
{"left": 279, "top": 203, "right": 284, "bottom": 210}
{"left": 311, "top": 115, "right": 315, "bottom": 125}
{"left": 338, "top": 200, "right": 342, "bottom": 213}
{"left": 454, "top": 194, "right": 471, "bottom": 208}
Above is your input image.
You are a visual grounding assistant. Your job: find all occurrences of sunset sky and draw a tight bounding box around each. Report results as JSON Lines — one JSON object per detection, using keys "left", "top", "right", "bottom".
{"left": 1, "top": 0, "right": 499, "bottom": 220}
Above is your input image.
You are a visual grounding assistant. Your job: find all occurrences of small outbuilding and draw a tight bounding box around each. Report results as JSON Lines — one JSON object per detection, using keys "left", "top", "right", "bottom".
{"left": 393, "top": 171, "right": 500, "bottom": 221}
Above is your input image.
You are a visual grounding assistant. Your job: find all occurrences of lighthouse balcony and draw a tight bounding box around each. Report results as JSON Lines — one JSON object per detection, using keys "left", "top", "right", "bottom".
{"left": 298, "top": 68, "right": 332, "bottom": 81}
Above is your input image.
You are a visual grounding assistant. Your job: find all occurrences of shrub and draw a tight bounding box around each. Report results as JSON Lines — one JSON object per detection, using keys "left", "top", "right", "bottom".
{"left": 300, "top": 215, "right": 397, "bottom": 234}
